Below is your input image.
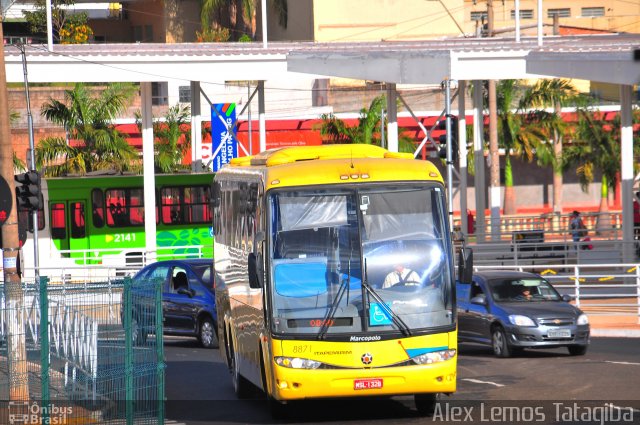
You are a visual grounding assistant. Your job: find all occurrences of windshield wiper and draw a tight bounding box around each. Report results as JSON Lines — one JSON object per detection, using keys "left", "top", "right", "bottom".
{"left": 362, "top": 259, "right": 412, "bottom": 337}
{"left": 317, "top": 271, "right": 349, "bottom": 340}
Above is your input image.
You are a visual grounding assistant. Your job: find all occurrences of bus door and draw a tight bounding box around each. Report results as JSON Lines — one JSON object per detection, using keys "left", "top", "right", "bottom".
{"left": 50, "top": 200, "right": 89, "bottom": 257}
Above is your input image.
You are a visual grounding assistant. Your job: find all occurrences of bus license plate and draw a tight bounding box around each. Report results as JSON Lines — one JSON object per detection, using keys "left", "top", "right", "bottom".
{"left": 354, "top": 378, "right": 383, "bottom": 390}
{"left": 547, "top": 328, "right": 571, "bottom": 338}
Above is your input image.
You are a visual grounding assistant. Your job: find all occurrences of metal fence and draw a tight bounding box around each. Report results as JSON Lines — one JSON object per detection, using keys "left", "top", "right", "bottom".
{"left": 0, "top": 277, "right": 164, "bottom": 425}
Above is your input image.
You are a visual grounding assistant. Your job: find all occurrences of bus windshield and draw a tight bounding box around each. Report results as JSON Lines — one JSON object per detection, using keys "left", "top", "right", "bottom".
{"left": 268, "top": 184, "right": 454, "bottom": 337}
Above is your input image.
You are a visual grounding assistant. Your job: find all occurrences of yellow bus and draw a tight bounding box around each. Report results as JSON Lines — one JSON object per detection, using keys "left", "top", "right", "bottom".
{"left": 213, "top": 144, "right": 472, "bottom": 417}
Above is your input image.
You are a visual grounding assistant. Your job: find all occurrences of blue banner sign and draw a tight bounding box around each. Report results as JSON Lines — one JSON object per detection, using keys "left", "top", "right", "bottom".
{"left": 210, "top": 103, "right": 237, "bottom": 172}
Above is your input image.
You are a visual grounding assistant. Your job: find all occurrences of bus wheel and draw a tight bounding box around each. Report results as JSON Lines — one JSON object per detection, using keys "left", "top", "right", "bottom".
{"left": 230, "top": 338, "right": 252, "bottom": 398}
{"left": 415, "top": 393, "right": 439, "bottom": 416}
{"left": 198, "top": 317, "right": 217, "bottom": 349}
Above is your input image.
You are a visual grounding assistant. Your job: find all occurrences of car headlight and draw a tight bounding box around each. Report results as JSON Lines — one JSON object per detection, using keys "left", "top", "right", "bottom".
{"left": 411, "top": 349, "right": 456, "bottom": 365}
{"left": 508, "top": 315, "right": 536, "bottom": 327}
{"left": 274, "top": 356, "right": 322, "bottom": 369}
{"left": 577, "top": 314, "right": 589, "bottom": 325}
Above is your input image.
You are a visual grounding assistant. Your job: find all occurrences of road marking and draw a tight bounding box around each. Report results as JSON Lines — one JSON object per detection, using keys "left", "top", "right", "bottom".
{"left": 461, "top": 378, "right": 505, "bottom": 387}
{"left": 604, "top": 360, "right": 640, "bottom": 366}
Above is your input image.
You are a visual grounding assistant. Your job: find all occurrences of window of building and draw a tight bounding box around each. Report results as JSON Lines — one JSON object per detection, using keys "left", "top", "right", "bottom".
{"left": 548, "top": 8, "right": 571, "bottom": 18}
{"left": 179, "top": 86, "right": 191, "bottom": 103}
{"left": 152, "top": 82, "right": 168, "bottom": 106}
{"left": 106, "top": 188, "right": 146, "bottom": 227}
{"left": 470, "top": 11, "right": 488, "bottom": 22}
{"left": 511, "top": 9, "right": 534, "bottom": 20}
{"left": 581, "top": 7, "right": 604, "bottom": 17}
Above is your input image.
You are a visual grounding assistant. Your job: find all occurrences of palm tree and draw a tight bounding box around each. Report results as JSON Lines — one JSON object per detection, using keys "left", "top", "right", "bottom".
{"left": 36, "top": 83, "right": 139, "bottom": 177}
{"left": 522, "top": 79, "right": 578, "bottom": 222}
{"left": 318, "top": 94, "right": 415, "bottom": 153}
{"left": 562, "top": 101, "right": 627, "bottom": 234}
{"left": 136, "top": 104, "right": 192, "bottom": 173}
{"left": 200, "top": 0, "right": 287, "bottom": 40}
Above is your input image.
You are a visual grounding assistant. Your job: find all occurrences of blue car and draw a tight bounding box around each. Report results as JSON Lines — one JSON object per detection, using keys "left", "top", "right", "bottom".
{"left": 457, "top": 270, "right": 590, "bottom": 357}
{"left": 128, "top": 259, "right": 217, "bottom": 348}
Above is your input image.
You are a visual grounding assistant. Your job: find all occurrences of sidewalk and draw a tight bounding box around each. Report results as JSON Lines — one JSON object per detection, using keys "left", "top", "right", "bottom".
{"left": 588, "top": 315, "right": 640, "bottom": 337}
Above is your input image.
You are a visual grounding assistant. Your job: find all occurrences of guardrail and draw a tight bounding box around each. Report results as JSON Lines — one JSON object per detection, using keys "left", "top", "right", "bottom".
{"left": 474, "top": 263, "right": 640, "bottom": 324}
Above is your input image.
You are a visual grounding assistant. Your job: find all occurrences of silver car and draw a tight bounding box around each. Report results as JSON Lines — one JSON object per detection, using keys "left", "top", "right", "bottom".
{"left": 456, "top": 270, "right": 590, "bottom": 357}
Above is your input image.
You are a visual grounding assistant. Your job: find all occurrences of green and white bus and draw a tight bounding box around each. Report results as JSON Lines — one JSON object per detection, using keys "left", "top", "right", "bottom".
{"left": 10, "top": 173, "right": 214, "bottom": 281}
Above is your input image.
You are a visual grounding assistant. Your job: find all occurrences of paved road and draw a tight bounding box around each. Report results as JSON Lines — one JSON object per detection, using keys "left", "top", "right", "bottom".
{"left": 164, "top": 336, "right": 640, "bottom": 424}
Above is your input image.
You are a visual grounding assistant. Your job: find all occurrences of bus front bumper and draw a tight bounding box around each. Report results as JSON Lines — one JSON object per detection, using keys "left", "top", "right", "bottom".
{"left": 271, "top": 360, "right": 457, "bottom": 401}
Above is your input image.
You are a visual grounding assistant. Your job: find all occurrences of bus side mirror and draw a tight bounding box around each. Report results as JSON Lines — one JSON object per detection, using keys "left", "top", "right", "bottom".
{"left": 458, "top": 247, "right": 473, "bottom": 284}
{"left": 248, "top": 252, "right": 263, "bottom": 289}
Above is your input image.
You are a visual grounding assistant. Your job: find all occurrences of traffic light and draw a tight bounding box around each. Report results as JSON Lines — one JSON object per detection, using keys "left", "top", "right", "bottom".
{"left": 14, "top": 171, "right": 42, "bottom": 211}
{"left": 436, "top": 115, "right": 459, "bottom": 162}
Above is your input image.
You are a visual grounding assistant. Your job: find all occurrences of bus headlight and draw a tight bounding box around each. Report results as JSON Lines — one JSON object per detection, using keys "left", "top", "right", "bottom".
{"left": 275, "top": 356, "right": 322, "bottom": 369}
{"left": 411, "top": 349, "right": 456, "bottom": 365}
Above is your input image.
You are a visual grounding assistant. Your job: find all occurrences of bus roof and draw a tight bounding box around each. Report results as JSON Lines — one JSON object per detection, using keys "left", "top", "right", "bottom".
{"left": 222, "top": 144, "right": 444, "bottom": 189}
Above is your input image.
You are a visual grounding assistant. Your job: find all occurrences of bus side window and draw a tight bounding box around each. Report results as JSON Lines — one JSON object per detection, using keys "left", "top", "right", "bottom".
{"left": 92, "top": 189, "right": 104, "bottom": 228}
{"left": 71, "top": 202, "right": 86, "bottom": 238}
{"left": 51, "top": 203, "right": 66, "bottom": 240}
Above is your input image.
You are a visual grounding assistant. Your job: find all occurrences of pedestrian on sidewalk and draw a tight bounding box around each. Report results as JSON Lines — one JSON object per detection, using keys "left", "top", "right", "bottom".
{"left": 569, "top": 210, "right": 587, "bottom": 250}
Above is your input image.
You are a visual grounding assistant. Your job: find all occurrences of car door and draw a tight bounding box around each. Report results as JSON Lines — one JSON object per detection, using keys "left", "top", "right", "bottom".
{"left": 456, "top": 281, "right": 472, "bottom": 340}
{"left": 164, "top": 266, "right": 198, "bottom": 332}
{"left": 465, "top": 278, "right": 492, "bottom": 344}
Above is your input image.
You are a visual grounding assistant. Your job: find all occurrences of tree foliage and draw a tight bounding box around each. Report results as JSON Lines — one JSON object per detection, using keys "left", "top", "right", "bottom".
{"left": 135, "top": 104, "right": 192, "bottom": 173}
{"left": 23, "top": 0, "right": 93, "bottom": 43}
{"left": 36, "top": 83, "right": 139, "bottom": 176}
{"left": 318, "top": 94, "right": 415, "bottom": 153}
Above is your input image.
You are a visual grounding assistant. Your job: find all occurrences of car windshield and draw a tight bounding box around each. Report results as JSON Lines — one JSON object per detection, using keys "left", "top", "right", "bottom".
{"left": 487, "top": 277, "right": 562, "bottom": 302}
{"left": 268, "top": 184, "right": 454, "bottom": 337}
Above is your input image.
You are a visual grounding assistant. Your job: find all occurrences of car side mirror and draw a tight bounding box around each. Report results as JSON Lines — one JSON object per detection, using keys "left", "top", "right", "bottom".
{"left": 562, "top": 294, "right": 573, "bottom": 302}
{"left": 177, "top": 287, "right": 194, "bottom": 297}
{"left": 470, "top": 294, "right": 487, "bottom": 306}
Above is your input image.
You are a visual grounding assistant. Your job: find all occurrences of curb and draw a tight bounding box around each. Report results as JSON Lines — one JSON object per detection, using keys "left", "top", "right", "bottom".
{"left": 590, "top": 329, "right": 640, "bottom": 338}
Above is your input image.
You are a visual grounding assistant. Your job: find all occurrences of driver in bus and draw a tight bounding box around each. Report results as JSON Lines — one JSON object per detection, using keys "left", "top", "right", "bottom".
{"left": 382, "top": 262, "right": 420, "bottom": 288}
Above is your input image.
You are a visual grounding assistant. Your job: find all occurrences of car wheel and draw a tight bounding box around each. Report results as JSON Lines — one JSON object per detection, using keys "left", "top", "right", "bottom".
{"left": 415, "top": 393, "right": 439, "bottom": 416}
{"left": 492, "top": 326, "right": 512, "bottom": 358}
{"left": 198, "top": 317, "right": 217, "bottom": 349}
{"left": 568, "top": 345, "right": 588, "bottom": 356}
{"left": 230, "top": 337, "right": 252, "bottom": 398}
{"left": 131, "top": 316, "right": 147, "bottom": 346}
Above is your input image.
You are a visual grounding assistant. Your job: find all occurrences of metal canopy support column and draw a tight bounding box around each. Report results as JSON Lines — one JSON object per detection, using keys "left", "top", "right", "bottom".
{"left": 473, "top": 80, "right": 486, "bottom": 243}
{"left": 458, "top": 81, "right": 468, "bottom": 237}
{"left": 386, "top": 83, "right": 398, "bottom": 152}
{"left": 141, "top": 82, "right": 156, "bottom": 263}
{"left": 190, "top": 81, "right": 202, "bottom": 171}
{"left": 444, "top": 79, "right": 454, "bottom": 228}
{"left": 258, "top": 81, "right": 266, "bottom": 152}
{"left": 620, "top": 85, "right": 634, "bottom": 263}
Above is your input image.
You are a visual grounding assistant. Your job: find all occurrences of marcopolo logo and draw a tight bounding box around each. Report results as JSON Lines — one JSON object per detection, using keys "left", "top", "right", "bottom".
{"left": 8, "top": 401, "right": 73, "bottom": 425}
{"left": 350, "top": 335, "right": 381, "bottom": 342}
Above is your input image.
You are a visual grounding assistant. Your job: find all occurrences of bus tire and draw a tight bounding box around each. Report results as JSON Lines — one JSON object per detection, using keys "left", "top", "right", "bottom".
{"left": 230, "top": 337, "right": 252, "bottom": 398}
{"left": 198, "top": 317, "right": 217, "bottom": 349}
{"left": 415, "top": 393, "right": 439, "bottom": 416}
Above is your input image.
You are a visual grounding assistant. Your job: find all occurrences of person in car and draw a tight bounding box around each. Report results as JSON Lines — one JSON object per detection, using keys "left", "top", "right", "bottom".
{"left": 514, "top": 287, "right": 533, "bottom": 301}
